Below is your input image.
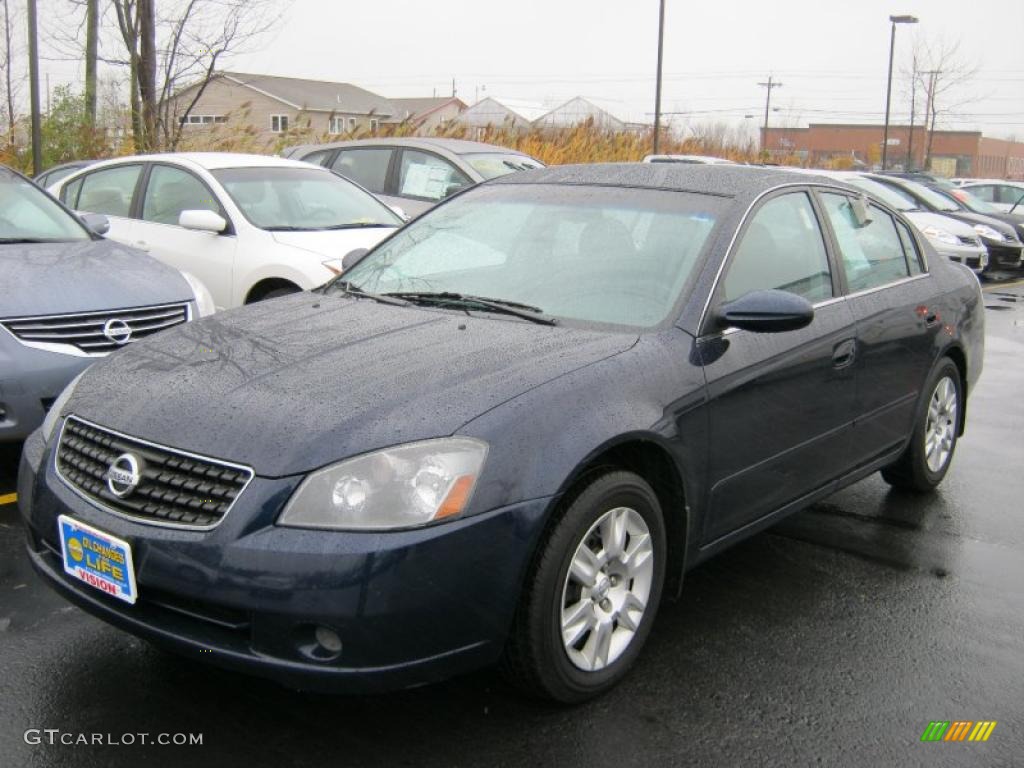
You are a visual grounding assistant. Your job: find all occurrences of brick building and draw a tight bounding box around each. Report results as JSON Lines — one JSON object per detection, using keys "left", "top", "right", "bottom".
{"left": 762, "top": 123, "right": 1024, "bottom": 179}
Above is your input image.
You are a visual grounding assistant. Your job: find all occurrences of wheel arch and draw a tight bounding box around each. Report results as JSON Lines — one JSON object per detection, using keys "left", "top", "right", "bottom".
{"left": 244, "top": 277, "right": 303, "bottom": 304}
{"left": 940, "top": 343, "right": 969, "bottom": 436}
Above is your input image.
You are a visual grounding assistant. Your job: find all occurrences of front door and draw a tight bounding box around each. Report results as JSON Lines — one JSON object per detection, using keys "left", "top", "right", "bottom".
{"left": 63, "top": 163, "right": 144, "bottom": 249}
{"left": 699, "top": 190, "right": 857, "bottom": 544}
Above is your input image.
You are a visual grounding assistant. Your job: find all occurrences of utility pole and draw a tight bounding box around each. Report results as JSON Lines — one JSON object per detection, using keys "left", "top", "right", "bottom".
{"left": 923, "top": 68, "right": 939, "bottom": 171}
{"left": 652, "top": 0, "right": 666, "bottom": 154}
{"left": 758, "top": 76, "right": 782, "bottom": 162}
{"left": 27, "top": 0, "right": 41, "bottom": 174}
{"left": 85, "top": 0, "right": 99, "bottom": 127}
{"left": 906, "top": 66, "right": 916, "bottom": 170}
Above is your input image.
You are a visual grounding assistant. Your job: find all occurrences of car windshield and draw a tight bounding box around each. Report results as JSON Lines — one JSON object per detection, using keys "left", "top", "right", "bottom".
{"left": 902, "top": 179, "right": 960, "bottom": 212}
{"left": 948, "top": 188, "right": 1000, "bottom": 214}
{"left": 845, "top": 176, "right": 918, "bottom": 211}
{"left": 0, "top": 170, "right": 90, "bottom": 242}
{"left": 211, "top": 166, "right": 402, "bottom": 231}
{"left": 462, "top": 153, "right": 545, "bottom": 180}
{"left": 339, "top": 183, "right": 724, "bottom": 328}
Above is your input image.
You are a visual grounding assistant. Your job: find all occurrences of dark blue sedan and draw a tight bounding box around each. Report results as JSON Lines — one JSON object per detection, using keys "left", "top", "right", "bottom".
{"left": 18, "top": 164, "right": 984, "bottom": 702}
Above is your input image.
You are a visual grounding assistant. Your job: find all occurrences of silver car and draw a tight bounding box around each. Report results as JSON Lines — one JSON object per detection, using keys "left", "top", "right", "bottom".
{"left": 0, "top": 165, "right": 209, "bottom": 442}
{"left": 282, "top": 137, "right": 544, "bottom": 218}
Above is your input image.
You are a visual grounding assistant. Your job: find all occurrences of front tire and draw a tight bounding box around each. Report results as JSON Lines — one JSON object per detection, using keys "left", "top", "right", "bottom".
{"left": 882, "top": 357, "right": 962, "bottom": 492}
{"left": 501, "top": 470, "right": 667, "bottom": 703}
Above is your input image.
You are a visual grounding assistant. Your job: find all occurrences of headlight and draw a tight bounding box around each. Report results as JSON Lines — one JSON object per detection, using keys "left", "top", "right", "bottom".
{"left": 278, "top": 438, "right": 488, "bottom": 530}
{"left": 40, "top": 370, "right": 86, "bottom": 443}
{"left": 180, "top": 271, "right": 215, "bottom": 317}
{"left": 921, "top": 226, "right": 960, "bottom": 246}
{"left": 973, "top": 224, "right": 1001, "bottom": 240}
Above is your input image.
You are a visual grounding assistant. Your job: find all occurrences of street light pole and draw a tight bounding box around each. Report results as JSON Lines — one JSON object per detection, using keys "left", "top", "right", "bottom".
{"left": 652, "top": 0, "right": 666, "bottom": 155}
{"left": 881, "top": 14, "right": 919, "bottom": 171}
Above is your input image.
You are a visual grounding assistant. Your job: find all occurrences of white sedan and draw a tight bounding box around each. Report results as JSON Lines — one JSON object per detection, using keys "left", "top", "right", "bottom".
{"left": 50, "top": 153, "right": 402, "bottom": 310}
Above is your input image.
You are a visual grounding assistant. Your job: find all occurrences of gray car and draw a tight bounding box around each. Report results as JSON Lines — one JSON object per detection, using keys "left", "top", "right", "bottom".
{"left": 282, "top": 137, "right": 544, "bottom": 218}
{"left": 0, "top": 165, "right": 205, "bottom": 442}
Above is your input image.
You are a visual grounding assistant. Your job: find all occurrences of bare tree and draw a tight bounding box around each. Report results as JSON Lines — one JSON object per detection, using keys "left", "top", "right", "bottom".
{"left": 911, "top": 38, "right": 979, "bottom": 170}
{"left": 1, "top": 0, "right": 17, "bottom": 143}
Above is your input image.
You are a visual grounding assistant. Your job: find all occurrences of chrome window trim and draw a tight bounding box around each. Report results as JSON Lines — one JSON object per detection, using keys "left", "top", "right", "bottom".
{"left": 0, "top": 302, "right": 192, "bottom": 358}
{"left": 842, "top": 271, "right": 932, "bottom": 301}
{"left": 53, "top": 413, "right": 254, "bottom": 532}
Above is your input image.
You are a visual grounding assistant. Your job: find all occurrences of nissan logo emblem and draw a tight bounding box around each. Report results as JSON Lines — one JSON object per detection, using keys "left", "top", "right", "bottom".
{"left": 105, "top": 453, "right": 142, "bottom": 498}
{"left": 102, "top": 318, "right": 133, "bottom": 345}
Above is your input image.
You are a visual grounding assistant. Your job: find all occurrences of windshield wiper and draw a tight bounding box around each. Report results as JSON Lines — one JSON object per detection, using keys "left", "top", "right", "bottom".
{"left": 0, "top": 237, "right": 67, "bottom": 243}
{"left": 263, "top": 225, "right": 314, "bottom": 232}
{"left": 382, "top": 292, "right": 557, "bottom": 325}
{"left": 325, "top": 280, "right": 411, "bottom": 307}
{"left": 318, "top": 222, "right": 394, "bottom": 230}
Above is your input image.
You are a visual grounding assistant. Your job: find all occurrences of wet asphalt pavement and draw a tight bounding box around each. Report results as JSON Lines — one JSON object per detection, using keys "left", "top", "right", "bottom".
{"left": 1, "top": 279, "right": 1023, "bottom": 768}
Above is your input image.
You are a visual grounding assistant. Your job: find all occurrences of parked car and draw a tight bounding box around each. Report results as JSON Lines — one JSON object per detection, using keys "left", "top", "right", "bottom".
{"left": 282, "top": 138, "right": 545, "bottom": 218}
{"left": 777, "top": 169, "right": 988, "bottom": 273}
{"left": 50, "top": 153, "right": 403, "bottom": 310}
{"left": 33, "top": 160, "right": 97, "bottom": 189}
{"left": 931, "top": 185, "right": 1024, "bottom": 247}
{"left": 0, "top": 164, "right": 210, "bottom": 443}
{"left": 19, "top": 164, "right": 983, "bottom": 702}
{"left": 868, "top": 175, "right": 1023, "bottom": 270}
{"left": 959, "top": 181, "right": 1024, "bottom": 213}
{"left": 643, "top": 154, "right": 736, "bottom": 165}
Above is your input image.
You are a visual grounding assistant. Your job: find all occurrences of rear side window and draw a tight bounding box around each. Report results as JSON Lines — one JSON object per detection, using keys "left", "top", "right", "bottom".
{"left": 820, "top": 193, "right": 910, "bottom": 291}
{"left": 75, "top": 165, "right": 143, "bottom": 218}
{"left": 966, "top": 185, "right": 995, "bottom": 203}
{"left": 331, "top": 148, "right": 392, "bottom": 193}
{"left": 142, "top": 165, "right": 223, "bottom": 226}
{"left": 722, "top": 192, "right": 833, "bottom": 303}
{"left": 61, "top": 177, "right": 84, "bottom": 208}
{"left": 301, "top": 149, "right": 331, "bottom": 167}
{"left": 895, "top": 219, "right": 925, "bottom": 275}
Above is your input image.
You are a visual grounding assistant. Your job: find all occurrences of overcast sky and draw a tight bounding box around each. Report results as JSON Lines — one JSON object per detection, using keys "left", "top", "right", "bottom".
{"left": 35, "top": 0, "right": 1024, "bottom": 139}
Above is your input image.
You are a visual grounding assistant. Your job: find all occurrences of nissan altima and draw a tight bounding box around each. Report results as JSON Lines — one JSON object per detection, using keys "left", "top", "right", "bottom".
{"left": 18, "top": 164, "right": 984, "bottom": 702}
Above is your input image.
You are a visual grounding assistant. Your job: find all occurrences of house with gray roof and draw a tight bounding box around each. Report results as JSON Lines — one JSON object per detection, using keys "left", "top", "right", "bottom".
{"left": 168, "top": 71, "right": 403, "bottom": 140}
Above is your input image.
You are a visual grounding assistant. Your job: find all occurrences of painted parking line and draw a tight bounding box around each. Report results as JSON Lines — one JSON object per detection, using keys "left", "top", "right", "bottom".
{"left": 0, "top": 493, "right": 17, "bottom": 506}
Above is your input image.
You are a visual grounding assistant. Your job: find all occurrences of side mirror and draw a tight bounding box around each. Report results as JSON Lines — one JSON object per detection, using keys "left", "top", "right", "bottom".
{"left": 80, "top": 213, "right": 110, "bottom": 235}
{"left": 179, "top": 209, "right": 228, "bottom": 233}
{"left": 716, "top": 289, "right": 814, "bottom": 333}
{"left": 342, "top": 247, "right": 369, "bottom": 271}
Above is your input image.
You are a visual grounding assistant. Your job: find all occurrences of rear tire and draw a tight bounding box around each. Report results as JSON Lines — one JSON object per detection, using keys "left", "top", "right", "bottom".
{"left": 501, "top": 470, "right": 666, "bottom": 703}
{"left": 881, "top": 357, "right": 962, "bottom": 492}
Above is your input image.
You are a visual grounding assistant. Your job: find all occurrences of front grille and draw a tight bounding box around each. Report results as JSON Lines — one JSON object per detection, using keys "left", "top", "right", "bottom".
{"left": 56, "top": 416, "right": 253, "bottom": 528}
{"left": 1, "top": 302, "right": 189, "bottom": 354}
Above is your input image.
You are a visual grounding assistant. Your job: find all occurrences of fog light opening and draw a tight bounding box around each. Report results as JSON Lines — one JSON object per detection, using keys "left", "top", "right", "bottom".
{"left": 315, "top": 626, "right": 343, "bottom": 654}
{"left": 294, "top": 623, "right": 344, "bottom": 662}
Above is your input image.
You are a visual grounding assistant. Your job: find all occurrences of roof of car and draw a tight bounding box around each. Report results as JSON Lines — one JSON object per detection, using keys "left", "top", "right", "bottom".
{"left": 83, "top": 152, "right": 321, "bottom": 172}
{"left": 285, "top": 137, "right": 528, "bottom": 157}
{"left": 489, "top": 163, "right": 834, "bottom": 198}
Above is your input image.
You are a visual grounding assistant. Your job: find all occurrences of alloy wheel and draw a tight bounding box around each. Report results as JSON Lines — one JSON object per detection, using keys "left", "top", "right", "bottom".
{"left": 924, "top": 375, "right": 958, "bottom": 474}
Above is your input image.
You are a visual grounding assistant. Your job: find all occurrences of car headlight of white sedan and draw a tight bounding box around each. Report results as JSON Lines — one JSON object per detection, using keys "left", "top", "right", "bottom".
{"left": 921, "top": 226, "right": 960, "bottom": 246}
{"left": 278, "top": 438, "right": 489, "bottom": 530}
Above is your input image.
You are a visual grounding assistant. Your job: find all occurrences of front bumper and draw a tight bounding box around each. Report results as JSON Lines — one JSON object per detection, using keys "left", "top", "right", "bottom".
{"left": 934, "top": 244, "right": 988, "bottom": 274}
{"left": 982, "top": 241, "right": 1023, "bottom": 270}
{"left": 18, "top": 430, "right": 552, "bottom": 692}
{"left": 0, "top": 328, "right": 92, "bottom": 442}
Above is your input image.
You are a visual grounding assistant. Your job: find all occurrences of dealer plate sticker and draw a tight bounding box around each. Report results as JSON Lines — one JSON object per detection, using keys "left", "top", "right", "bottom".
{"left": 58, "top": 515, "right": 137, "bottom": 604}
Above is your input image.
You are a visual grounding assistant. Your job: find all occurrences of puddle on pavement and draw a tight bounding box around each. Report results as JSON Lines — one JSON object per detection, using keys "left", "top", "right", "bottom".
{"left": 985, "top": 305, "right": 1012, "bottom": 311}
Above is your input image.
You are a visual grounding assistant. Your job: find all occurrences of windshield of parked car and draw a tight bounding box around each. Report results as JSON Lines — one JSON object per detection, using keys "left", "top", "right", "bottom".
{"left": 339, "top": 183, "right": 724, "bottom": 328}
{"left": 901, "top": 179, "right": 961, "bottom": 212}
{"left": 844, "top": 176, "right": 918, "bottom": 212}
{"left": 947, "top": 188, "right": 1000, "bottom": 214}
{"left": 211, "top": 166, "right": 402, "bottom": 231}
{"left": 0, "top": 171, "right": 90, "bottom": 243}
{"left": 461, "top": 153, "right": 545, "bottom": 180}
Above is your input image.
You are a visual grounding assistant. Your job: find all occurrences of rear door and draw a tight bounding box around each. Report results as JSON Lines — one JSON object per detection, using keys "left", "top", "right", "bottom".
{"left": 329, "top": 147, "right": 396, "bottom": 203}
{"left": 134, "top": 163, "right": 238, "bottom": 310}
{"left": 816, "top": 190, "right": 938, "bottom": 467}
{"left": 61, "top": 164, "right": 144, "bottom": 247}
{"left": 699, "top": 189, "right": 857, "bottom": 543}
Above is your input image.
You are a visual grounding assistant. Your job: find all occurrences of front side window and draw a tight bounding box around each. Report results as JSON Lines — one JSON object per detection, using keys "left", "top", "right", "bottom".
{"left": 271, "top": 115, "right": 289, "bottom": 133}
{"left": 331, "top": 148, "right": 393, "bottom": 193}
{"left": 211, "top": 166, "right": 401, "bottom": 231}
{"left": 0, "top": 171, "right": 90, "bottom": 242}
{"left": 820, "top": 193, "right": 910, "bottom": 292}
{"left": 341, "top": 183, "right": 725, "bottom": 328}
{"left": 397, "top": 150, "right": 471, "bottom": 202}
{"left": 74, "top": 164, "right": 143, "bottom": 218}
{"left": 997, "top": 185, "right": 1024, "bottom": 207}
{"left": 722, "top": 192, "right": 833, "bottom": 303}
{"left": 142, "top": 165, "right": 223, "bottom": 226}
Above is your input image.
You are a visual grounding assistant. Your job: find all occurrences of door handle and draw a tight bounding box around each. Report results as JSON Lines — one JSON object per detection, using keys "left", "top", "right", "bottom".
{"left": 924, "top": 313, "right": 940, "bottom": 328}
{"left": 832, "top": 339, "right": 857, "bottom": 369}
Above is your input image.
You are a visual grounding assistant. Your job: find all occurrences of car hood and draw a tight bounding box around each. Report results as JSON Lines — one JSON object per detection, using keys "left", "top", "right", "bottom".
{"left": 68, "top": 294, "right": 638, "bottom": 476}
{"left": 0, "top": 239, "right": 192, "bottom": 318}
{"left": 938, "top": 210, "right": 1017, "bottom": 237}
{"left": 269, "top": 227, "right": 397, "bottom": 259}
{"left": 905, "top": 211, "right": 981, "bottom": 238}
